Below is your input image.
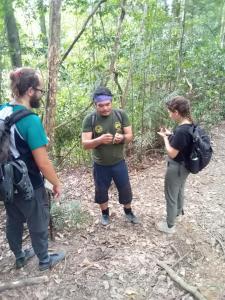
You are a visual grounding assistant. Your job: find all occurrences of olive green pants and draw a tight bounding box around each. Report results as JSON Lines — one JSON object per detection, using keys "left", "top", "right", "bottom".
{"left": 165, "top": 158, "right": 190, "bottom": 227}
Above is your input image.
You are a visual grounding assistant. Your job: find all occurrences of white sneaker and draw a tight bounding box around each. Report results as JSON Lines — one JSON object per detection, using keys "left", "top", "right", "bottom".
{"left": 176, "top": 215, "right": 183, "bottom": 222}
{"left": 155, "top": 221, "right": 175, "bottom": 234}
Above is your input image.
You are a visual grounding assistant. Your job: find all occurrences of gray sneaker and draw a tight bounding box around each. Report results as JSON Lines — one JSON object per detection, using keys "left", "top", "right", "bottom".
{"left": 101, "top": 214, "right": 109, "bottom": 226}
{"left": 39, "top": 252, "right": 65, "bottom": 271}
{"left": 125, "top": 212, "right": 139, "bottom": 224}
{"left": 16, "top": 248, "right": 35, "bottom": 269}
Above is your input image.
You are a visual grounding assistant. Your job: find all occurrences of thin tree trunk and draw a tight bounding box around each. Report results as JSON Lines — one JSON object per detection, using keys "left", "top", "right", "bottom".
{"left": 44, "top": 0, "right": 62, "bottom": 149}
{"left": 3, "top": 0, "right": 22, "bottom": 67}
{"left": 220, "top": 0, "right": 225, "bottom": 49}
{"left": 102, "top": 0, "right": 127, "bottom": 87}
{"left": 178, "top": 0, "right": 186, "bottom": 79}
{"left": 60, "top": 0, "right": 106, "bottom": 65}
{"left": 37, "top": 0, "right": 48, "bottom": 50}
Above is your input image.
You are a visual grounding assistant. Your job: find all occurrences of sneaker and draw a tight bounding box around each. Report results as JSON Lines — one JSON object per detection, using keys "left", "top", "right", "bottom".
{"left": 16, "top": 248, "right": 35, "bottom": 269}
{"left": 176, "top": 215, "right": 183, "bottom": 222}
{"left": 101, "top": 214, "right": 110, "bottom": 226}
{"left": 155, "top": 221, "right": 175, "bottom": 234}
{"left": 125, "top": 212, "right": 139, "bottom": 224}
{"left": 39, "top": 252, "right": 65, "bottom": 271}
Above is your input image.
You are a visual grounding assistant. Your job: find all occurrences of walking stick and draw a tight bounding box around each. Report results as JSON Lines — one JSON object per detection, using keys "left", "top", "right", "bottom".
{"left": 45, "top": 187, "right": 55, "bottom": 241}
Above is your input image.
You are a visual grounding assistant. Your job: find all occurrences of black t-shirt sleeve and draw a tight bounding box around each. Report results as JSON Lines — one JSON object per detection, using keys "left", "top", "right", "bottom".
{"left": 170, "top": 130, "right": 190, "bottom": 151}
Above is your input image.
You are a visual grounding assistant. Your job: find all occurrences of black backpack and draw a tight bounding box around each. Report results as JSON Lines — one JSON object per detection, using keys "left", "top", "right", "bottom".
{"left": 185, "top": 124, "right": 213, "bottom": 174}
{"left": 91, "top": 109, "right": 123, "bottom": 138}
{"left": 0, "top": 109, "right": 35, "bottom": 203}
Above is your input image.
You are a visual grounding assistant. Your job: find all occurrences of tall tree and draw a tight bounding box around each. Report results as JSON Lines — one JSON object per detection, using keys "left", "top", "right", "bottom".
{"left": 3, "top": 0, "right": 22, "bottom": 67}
{"left": 220, "top": 0, "right": 225, "bottom": 49}
{"left": 36, "top": 0, "right": 48, "bottom": 51}
{"left": 44, "top": 0, "right": 62, "bottom": 149}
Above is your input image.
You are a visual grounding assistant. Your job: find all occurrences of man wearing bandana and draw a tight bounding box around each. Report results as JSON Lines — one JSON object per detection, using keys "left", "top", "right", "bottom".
{"left": 82, "top": 86, "right": 138, "bottom": 226}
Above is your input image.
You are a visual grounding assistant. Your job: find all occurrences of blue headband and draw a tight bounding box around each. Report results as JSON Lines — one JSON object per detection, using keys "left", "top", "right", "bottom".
{"left": 93, "top": 95, "right": 112, "bottom": 103}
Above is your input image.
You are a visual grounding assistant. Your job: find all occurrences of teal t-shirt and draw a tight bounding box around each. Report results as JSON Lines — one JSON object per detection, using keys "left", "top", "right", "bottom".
{"left": 0, "top": 103, "right": 48, "bottom": 188}
{"left": 82, "top": 109, "right": 130, "bottom": 166}
{"left": 0, "top": 103, "right": 48, "bottom": 150}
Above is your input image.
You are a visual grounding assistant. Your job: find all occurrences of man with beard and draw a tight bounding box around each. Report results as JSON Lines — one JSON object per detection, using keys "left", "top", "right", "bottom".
{"left": 0, "top": 67, "right": 65, "bottom": 271}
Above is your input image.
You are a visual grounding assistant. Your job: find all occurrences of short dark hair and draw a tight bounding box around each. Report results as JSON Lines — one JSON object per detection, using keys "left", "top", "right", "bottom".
{"left": 9, "top": 67, "right": 40, "bottom": 97}
{"left": 92, "top": 86, "right": 113, "bottom": 100}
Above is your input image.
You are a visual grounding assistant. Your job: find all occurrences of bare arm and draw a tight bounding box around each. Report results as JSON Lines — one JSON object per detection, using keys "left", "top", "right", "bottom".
{"left": 82, "top": 132, "right": 113, "bottom": 150}
{"left": 163, "top": 136, "right": 179, "bottom": 158}
{"left": 157, "top": 128, "right": 179, "bottom": 159}
{"left": 32, "top": 147, "right": 61, "bottom": 197}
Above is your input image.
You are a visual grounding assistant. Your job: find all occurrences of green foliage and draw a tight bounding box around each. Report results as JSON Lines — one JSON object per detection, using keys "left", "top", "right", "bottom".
{"left": 51, "top": 200, "right": 88, "bottom": 231}
{"left": 1, "top": 0, "right": 225, "bottom": 163}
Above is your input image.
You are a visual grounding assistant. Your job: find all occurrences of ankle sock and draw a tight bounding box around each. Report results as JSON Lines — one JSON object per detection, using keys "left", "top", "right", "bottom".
{"left": 124, "top": 207, "right": 132, "bottom": 215}
{"left": 102, "top": 208, "right": 109, "bottom": 216}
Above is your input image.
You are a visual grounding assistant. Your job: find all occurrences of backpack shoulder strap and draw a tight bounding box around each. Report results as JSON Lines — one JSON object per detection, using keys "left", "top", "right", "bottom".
{"left": 5, "top": 109, "right": 35, "bottom": 129}
{"left": 113, "top": 109, "right": 123, "bottom": 124}
{"left": 91, "top": 112, "right": 97, "bottom": 138}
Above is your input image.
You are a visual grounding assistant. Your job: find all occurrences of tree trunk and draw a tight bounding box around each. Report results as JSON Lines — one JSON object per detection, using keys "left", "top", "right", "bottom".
{"left": 3, "top": 0, "right": 22, "bottom": 67}
{"left": 178, "top": 0, "right": 186, "bottom": 78}
{"left": 37, "top": 0, "right": 48, "bottom": 50}
{"left": 220, "top": 0, "right": 225, "bottom": 49}
{"left": 44, "top": 0, "right": 62, "bottom": 150}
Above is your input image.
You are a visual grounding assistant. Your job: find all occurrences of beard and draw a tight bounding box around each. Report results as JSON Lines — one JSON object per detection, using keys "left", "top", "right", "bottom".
{"left": 30, "top": 94, "right": 41, "bottom": 108}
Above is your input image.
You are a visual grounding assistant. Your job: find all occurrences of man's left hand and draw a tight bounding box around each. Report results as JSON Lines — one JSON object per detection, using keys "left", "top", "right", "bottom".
{"left": 113, "top": 133, "right": 124, "bottom": 144}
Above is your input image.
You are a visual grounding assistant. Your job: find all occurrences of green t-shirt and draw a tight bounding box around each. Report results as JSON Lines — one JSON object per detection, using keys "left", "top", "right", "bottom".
{"left": 82, "top": 109, "right": 130, "bottom": 166}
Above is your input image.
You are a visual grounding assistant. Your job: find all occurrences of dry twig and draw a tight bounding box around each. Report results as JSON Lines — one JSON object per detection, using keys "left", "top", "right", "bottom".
{"left": 157, "top": 261, "right": 208, "bottom": 300}
{"left": 0, "top": 276, "right": 48, "bottom": 292}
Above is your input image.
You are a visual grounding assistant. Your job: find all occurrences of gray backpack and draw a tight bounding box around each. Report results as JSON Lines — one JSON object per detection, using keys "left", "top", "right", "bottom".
{"left": 0, "top": 109, "right": 34, "bottom": 203}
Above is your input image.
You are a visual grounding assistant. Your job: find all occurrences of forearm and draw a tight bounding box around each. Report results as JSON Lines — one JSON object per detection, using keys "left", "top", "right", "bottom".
{"left": 163, "top": 136, "right": 176, "bottom": 158}
{"left": 82, "top": 137, "right": 102, "bottom": 149}
{"left": 39, "top": 161, "right": 61, "bottom": 186}
{"left": 124, "top": 132, "right": 133, "bottom": 143}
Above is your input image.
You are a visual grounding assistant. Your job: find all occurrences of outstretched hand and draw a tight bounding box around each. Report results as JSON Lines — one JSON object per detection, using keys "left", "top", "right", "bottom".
{"left": 157, "top": 127, "right": 172, "bottom": 138}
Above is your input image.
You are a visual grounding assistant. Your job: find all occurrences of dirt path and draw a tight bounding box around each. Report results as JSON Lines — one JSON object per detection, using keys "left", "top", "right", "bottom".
{"left": 1, "top": 122, "right": 225, "bottom": 300}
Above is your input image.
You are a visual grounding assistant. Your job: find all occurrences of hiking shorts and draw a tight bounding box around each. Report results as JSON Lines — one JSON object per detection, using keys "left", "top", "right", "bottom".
{"left": 93, "top": 160, "right": 132, "bottom": 205}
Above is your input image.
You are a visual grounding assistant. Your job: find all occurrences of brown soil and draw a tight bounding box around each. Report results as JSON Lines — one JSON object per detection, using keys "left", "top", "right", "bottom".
{"left": 1, "top": 122, "right": 225, "bottom": 300}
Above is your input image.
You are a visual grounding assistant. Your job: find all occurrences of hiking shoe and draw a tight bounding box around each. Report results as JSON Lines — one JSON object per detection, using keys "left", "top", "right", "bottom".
{"left": 16, "top": 248, "right": 35, "bottom": 269}
{"left": 125, "top": 212, "right": 139, "bottom": 224}
{"left": 39, "top": 252, "right": 65, "bottom": 271}
{"left": 155, "top": 221, "right": 175, "bottom": 234}
{"left": 101, "top": 214, "right": 110, "bottom": 226}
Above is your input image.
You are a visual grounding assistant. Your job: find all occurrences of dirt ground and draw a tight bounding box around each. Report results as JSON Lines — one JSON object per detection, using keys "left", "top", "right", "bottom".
{"left": 1, "top": 122, "right": 225, "bottom": 300}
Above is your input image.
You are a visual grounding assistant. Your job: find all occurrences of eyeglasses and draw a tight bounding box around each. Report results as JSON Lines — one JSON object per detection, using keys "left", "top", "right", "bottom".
{"left": 33, "top": 88, "right": 46, "bottom": 94}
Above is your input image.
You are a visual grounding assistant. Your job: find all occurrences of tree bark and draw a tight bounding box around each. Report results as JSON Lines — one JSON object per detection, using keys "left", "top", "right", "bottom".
{"left": 220, "top": 0, "right": 225, "bottom": 49}
{"left": 44, "top": 0, "right": 62, "bottom": 149}
{"left": 3, "top": 0, "right": 22, "bottom": 67}
{"left": 37, "top": 0, "right": 48, "bottom": 50}
{"left": 102, "top": 0, "right": 127, "bottom": 87}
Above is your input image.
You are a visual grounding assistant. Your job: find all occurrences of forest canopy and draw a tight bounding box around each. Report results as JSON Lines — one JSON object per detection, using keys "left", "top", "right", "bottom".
{"left": 0, "top": 0, "right": 224, "bottom": 165}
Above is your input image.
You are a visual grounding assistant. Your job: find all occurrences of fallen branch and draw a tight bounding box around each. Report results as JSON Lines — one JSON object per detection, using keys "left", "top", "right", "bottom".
{"left": 157, "top": 261, "right": 208, "bottom": 300}
{"left": 0, "top": 276, "right": 48, "bottom": 292}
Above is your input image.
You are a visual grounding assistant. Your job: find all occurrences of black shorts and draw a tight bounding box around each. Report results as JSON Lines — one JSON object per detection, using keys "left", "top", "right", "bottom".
{"left": 93, "top": 160, "right": 132, "bottom": 205}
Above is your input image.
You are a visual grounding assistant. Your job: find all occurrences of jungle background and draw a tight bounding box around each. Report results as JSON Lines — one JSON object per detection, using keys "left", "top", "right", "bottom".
{"left": 1, "top": 0, "right": 225, "bottom": 166}
{"left": 1, "top": 1, "right": 225, "bottom": 299}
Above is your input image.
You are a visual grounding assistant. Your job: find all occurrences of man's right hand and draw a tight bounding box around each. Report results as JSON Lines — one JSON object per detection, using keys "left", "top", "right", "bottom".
{"left": 53, "top": 184, "right": 62, "bottom": 199}
{"left": 100, "top": 133, "right": 113, "bottom": 144}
